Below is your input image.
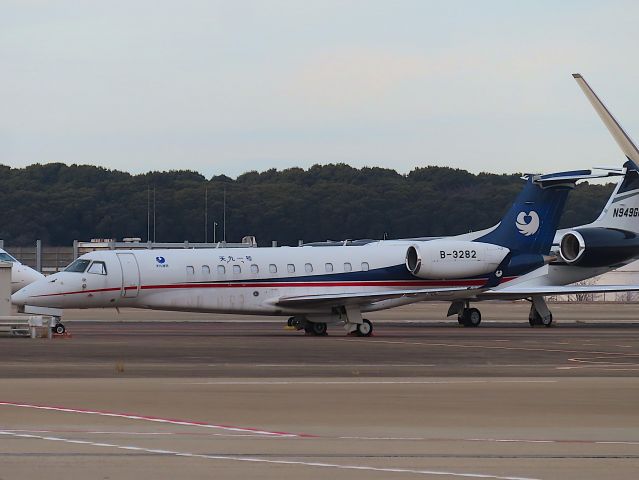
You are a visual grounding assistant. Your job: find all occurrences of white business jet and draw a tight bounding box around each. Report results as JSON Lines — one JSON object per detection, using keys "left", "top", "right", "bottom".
{"left": 0, "top": 248, "right": 44, "bottom": 293}
{"left": 13, "top": 165, "right": 635, "bottom": 336}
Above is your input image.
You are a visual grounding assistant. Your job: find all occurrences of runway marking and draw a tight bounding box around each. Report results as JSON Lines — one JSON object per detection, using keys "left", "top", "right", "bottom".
{"left": 183, "top": 380, "right": 558, "bottom": 385}
{"left": 0, "top": 402, "right": 311, "bottom": 438}
{"left": 0, "top": 429, "right": 272, "bottom": 438}
{"left": 336, "top": 338, "right": 639, "bottom": 357}
{"left": 557, "top": 356, "right": 639, "bottom": 370}
{"left": 4, "top": 429, "right": 638, "bottom": 446}
{"left": 206, "top": 363, "right": 437, "bottom": 368}
{"left": 0, "top": 430, "right": 540, "bottom": 480}
{"left": 337, "top": 436, "right": 639, "bottom": 445}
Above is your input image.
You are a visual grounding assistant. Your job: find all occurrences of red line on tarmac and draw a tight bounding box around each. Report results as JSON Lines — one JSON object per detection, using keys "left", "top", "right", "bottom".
{"left": 0, "top": 401, "right": 316, "bottom": 438}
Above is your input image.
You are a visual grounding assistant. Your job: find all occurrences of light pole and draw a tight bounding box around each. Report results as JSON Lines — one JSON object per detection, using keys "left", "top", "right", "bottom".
{"left": 213, "top": 221, "right": 218, "bottom": 244}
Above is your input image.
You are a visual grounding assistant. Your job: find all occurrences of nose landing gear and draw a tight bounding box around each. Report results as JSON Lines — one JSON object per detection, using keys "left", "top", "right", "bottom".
{"left": 51, "top": 316, "right": 66, "bottom": 335}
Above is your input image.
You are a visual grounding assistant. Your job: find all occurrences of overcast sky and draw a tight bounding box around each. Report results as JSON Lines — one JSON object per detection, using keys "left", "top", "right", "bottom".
{"left": 2, "top": 1, "right": 638, "bottom": 178}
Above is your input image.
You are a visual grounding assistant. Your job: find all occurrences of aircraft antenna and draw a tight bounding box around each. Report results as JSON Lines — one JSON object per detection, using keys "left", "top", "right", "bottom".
{"left": 204, "top": 186, "right": 208, "bottom": 243}
{"left": 147, "top": 185, "right": 150, "bottom": 242}
{"left": 153, "top": 186, "right": 156, "bottom": 243}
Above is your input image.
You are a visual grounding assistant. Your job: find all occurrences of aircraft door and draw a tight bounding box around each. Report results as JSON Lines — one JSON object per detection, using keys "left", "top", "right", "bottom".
{"left": 117, "top": 253, "right": 140, "bottom": 298}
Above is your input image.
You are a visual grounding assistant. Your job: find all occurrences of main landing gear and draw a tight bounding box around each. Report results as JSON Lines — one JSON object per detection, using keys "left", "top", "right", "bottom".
{"left": 304, "top": 321, "right": 328, "bottom": 336}
{"left": 354, "top": 319, "right": 373, "bottom": 337}
{"left": 449, "top": 301, "right": 481, "bottom": 327}
{"left": 287, "top": 316, "right": 328, "bottom": 336}
{"left": 458, "top": 307, "right": 481, "bottom": 327}
{"left": 286, "top": 314, "right": 374, "bottom": 337}
{"left": 528, "top": 295, "right": 553, "bottom": 327}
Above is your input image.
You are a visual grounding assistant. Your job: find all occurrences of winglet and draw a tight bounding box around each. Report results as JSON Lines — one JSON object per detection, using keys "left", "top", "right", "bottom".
{"left": 573, "top": 73, "right": 639, "bottom": 164}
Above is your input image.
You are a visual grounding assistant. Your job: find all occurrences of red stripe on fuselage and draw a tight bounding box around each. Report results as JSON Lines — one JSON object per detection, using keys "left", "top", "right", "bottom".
{"left": 29, "top": 277, "right": 517, "bottom": 298}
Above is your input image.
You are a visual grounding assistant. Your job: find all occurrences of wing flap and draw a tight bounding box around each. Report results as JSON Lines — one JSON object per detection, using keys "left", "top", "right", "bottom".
{"left": 276, "top": 286, "right": 478, "bottom": 307}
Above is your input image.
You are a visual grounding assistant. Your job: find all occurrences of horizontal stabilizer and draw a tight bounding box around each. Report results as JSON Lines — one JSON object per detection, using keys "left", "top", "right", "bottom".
{"left": 533, "top": 168, "right": 623, "bottom": 186}
{"left": 573, "top": 73, "right": 639, "bottom": 164}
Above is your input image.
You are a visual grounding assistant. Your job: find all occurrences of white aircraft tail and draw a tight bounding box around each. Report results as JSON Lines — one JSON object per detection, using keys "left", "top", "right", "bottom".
{"left": 591, "top": 160, "right": 639, "bottom": 231}
{"left": 574, "top": 73, "right": 639, "bottom": 232}
{"left": 573, "top": 73, "right": 639, "bottom": 164}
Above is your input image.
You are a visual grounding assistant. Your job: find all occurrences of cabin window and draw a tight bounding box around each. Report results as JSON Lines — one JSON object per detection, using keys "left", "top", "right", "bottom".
{"left": 87, "top": 261, "right": 107, "bottom": 275}
{"left": 233, "top": 265, "right": 241, "bottom": 274}
{"left": 186, "top": 266, "right": 195, "bottom": 277}
{"left": 287, "top": 264, "right": 295, "bottom": 273}
{"left": 250, "top": 264, "right": 259, "bottom": 274}
{"left": 305, "top": 263, "right": 313, "bottom": 273}
{"left": 361, "top": 262, "right": 370, "bottom": 271}
{"left": 344, "top": 262, "right": 352, "bottom": 272}
{"left": 217, "top": 265, "right": 226, "bottom": 275}
{"left": 325, "top": 262, "right": 333, "bottom": 273}
{"left": 65, "top": 259, "right": 90, "bottom": 273}
{"left": 269, "top": 264, "right": 277, "bottom": 273}
{"left": 202, "top": 265, "right": 210, "bottom": 276}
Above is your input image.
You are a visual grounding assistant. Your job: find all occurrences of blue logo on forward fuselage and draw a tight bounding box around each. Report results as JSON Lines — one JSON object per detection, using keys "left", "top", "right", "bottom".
{"left": 155, "top": 256, "right": 169, "bottom": 268}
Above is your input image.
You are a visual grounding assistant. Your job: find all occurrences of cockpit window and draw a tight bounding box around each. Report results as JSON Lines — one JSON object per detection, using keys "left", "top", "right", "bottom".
{"left": 87, "top": 261, "right": 107, "bottom": 275}
{"left": 0, "top": 252, "right": 17, "bottom": 263}
{"left": 65, "top": 259, "right": 91, "bottom": 273}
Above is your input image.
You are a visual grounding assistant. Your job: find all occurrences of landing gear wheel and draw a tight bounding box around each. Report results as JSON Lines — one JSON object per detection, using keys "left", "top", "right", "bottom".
{"left": 287, "top": 317, "right": 294, "bottom": 327}
{"left": 305, "top": 322, "right": 327, "bottom": 336}
{"left": 356, "top": 319, "right": 373, "bottom": 337}
{"left": 53, "top": 323, "right": 66, "bottom": 335}
{"left": 528, "top": 310, "right": 552, "bottom": 327}
{"left": 460, "top": 308, "right": 481, "bottom": 327}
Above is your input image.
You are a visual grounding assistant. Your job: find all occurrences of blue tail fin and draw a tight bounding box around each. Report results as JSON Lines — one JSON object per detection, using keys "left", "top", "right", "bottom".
{"left": 475, "top": 176, "right": 572, "bottom": 255}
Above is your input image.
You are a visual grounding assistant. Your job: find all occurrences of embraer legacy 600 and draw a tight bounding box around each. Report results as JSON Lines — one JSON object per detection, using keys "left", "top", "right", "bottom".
{"left": 13, "top": 166, "right": 637, "bottom": 336}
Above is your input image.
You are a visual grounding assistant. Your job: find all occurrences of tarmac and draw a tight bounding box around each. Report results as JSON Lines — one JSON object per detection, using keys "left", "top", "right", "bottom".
{"left": 1, "top": 302, "right": 638, "bottom": 479}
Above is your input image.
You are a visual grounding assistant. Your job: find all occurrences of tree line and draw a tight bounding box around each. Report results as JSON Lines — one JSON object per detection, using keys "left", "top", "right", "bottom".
{"left": 0, "top": 162, "right": 615, "bottom": 246}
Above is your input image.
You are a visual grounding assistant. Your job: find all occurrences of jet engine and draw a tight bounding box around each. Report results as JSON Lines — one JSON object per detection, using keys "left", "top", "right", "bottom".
{"left": 559, "top": 227, "right": 639, "bottom": 267}
{"left": 405, "top": 240, "right": 509, "bottom": 279}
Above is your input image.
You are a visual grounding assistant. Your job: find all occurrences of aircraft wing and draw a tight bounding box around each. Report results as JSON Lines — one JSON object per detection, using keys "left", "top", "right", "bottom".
{"left": 276, "top": 286, "right": 480, "bottom": 308}
{"left": 479, "top": 284, "right": 639, "bottom": 300}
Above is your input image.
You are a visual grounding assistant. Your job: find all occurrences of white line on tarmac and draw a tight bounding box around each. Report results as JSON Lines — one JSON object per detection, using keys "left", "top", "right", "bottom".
{"left": 0, "top": 430, "right": 540, "bottom": 480}
{"left": 0, "top": 429, "right": 269, "bottom": 438}
{"left": 337, "top": 338, "right": 639, "bottom": 357}
{"left": 206, "top": 363, "right": 437, "bottom": 367}
{"left": 4, "top": 429, "right": 638, "bottom": 446}
{"left": 0, "top": 402, "right": 302, "bottom": 437}
{"left": 183, "top": 380, "right": 558, "bottom": 385}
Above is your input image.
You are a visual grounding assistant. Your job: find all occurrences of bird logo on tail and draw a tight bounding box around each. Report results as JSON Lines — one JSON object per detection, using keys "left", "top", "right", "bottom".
{"left": 516, "top": 211, "right": 540, "bottom": 236}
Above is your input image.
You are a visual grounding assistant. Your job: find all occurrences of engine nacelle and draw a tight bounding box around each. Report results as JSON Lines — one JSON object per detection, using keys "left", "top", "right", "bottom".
{"left": 406, "top": 240, "right": 509, "bottom": 279}
{"left": 559, "top": 227, "right": 639, "bottom": 267}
